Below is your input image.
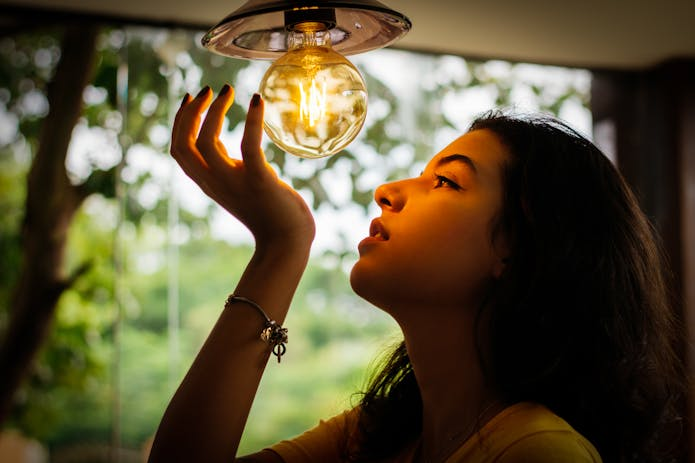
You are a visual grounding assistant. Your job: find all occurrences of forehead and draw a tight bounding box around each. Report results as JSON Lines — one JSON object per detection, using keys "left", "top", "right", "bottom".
{"left": 428, "top": 129, "right": 509, "bottom": 172}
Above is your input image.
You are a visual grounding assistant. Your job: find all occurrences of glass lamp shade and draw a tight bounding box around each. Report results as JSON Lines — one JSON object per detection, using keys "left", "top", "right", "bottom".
{"left": 201, "top": 0, "right": 412, "bottom": 60}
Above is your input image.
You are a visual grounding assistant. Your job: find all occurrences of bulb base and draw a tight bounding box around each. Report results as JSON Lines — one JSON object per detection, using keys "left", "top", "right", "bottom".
{"left": 284, "top": 8, "right": 336, "bottom": 31}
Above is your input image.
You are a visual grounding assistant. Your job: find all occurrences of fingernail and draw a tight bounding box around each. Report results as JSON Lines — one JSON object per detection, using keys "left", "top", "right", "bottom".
{"left": 179, "top": 93, "right": 190, "bottom": 108}
{"left": 196, "top": 86, "right": 210, "bottom": 98}
{"left": 251, "top": 93, "right": 261, "bottom": 107}
{"left": 219, "top": 84, "right": 231, "bottom": 96}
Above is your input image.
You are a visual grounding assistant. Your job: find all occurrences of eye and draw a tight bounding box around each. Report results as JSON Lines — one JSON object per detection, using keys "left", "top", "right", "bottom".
{"left": 434, "top": 174, "right": 461, "bottom": 190}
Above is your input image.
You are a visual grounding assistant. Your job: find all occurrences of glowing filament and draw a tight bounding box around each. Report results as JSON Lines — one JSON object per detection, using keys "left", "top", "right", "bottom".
{"left": 298, "top": 78, "right": 327, "bottom": 128}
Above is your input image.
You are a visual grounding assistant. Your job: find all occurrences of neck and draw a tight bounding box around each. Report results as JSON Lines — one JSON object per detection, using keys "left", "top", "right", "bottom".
{"left": 397, "top": 304, "right": 503, "bottom": 462}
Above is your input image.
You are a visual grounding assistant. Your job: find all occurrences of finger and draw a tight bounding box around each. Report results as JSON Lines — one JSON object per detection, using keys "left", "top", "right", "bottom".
{"left": 172, "top": 86, "right": 213, "bottom": 149}
{"left": 240, "top": 93, "right": 268, "bottom": 174}
{"left": 170, "top": 89, "right": 212, "bottom": 179}
{"left": 171, "top": 93, "right": 191, "bottom": 138}
{"left": 171, "top": 87, "right": 212, "bottom": 166}
{"left": 196, "top": 84, "right": 236, "bottom": 169}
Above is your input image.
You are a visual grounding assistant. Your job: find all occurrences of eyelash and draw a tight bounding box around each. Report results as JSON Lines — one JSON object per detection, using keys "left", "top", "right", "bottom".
{"left": 434, "top": 174, "right": 461, "bottom": 190}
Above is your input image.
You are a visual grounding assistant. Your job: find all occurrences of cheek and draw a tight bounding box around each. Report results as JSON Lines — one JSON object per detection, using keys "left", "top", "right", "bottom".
{"left": 407, "top": 214, "right": 498, "bottom": 287}
{"left": 419, "top": 214, "right": 495, "bottom": 266}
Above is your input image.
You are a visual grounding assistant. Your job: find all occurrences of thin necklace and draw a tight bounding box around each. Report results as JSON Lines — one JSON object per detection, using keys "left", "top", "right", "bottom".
{"left": 412, "top": 400, "right": 502, "bottom": 463}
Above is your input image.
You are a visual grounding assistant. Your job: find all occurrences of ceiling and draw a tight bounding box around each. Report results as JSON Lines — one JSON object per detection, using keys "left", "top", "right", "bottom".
{"left": 2, "top": 0, "right": 695, "bottom": 70}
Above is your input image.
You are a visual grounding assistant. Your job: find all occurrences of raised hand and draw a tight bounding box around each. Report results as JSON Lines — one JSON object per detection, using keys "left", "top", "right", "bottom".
{"left": 170, "top": 85, "right": 315, "bottom": 250}
{"left": 150, "top": 85, "right": 315, "bottom": 463}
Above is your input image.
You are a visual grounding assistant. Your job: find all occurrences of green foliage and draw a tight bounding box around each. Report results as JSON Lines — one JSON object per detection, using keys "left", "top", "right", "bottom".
{"left": 6, "top": 200, "right": 115, "bottom": 441}
{"left": 0, "top": 28, "right": 62, "bottom": 316}
{"left": 0, "top": 154, "right": 25, "bottom": 318}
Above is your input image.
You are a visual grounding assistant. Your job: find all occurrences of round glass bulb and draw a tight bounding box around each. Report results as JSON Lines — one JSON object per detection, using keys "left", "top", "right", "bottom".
{"left": 259, "top": 25, "right": 368, "bottom": 158}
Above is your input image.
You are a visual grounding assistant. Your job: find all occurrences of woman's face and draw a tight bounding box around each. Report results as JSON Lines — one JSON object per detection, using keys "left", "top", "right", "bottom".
{"left": 350, "top": 129, "right": 510, "bottom": 316}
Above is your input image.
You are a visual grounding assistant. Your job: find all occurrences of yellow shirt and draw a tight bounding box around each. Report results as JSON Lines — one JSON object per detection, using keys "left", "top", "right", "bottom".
{"left": 268, "top": 402, "right": 602, "bottom": 462}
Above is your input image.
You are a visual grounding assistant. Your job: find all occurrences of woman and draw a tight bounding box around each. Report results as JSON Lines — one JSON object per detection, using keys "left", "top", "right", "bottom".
{"left": 148, "top": 85, "right": 686, "bottom": 463}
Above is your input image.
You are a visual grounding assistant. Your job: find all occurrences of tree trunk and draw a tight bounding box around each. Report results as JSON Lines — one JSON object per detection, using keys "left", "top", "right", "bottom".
{"left": 0, "top": 24, "right": 99, "bottom": 426}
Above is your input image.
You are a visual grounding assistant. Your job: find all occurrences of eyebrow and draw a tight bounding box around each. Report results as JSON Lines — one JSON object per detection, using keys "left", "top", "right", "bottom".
{"left": 435, "top": 153, "right": 478, "bottom": 174}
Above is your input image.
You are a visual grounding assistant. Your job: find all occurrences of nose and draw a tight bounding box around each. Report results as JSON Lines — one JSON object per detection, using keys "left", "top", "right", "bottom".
{"left": 374, "top": 180, "right": 405, "bottom": 211}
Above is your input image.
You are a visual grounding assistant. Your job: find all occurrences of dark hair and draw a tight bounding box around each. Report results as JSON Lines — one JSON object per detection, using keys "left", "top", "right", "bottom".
{"left": 351, "top": 112, "right": 687, "bottom": 462}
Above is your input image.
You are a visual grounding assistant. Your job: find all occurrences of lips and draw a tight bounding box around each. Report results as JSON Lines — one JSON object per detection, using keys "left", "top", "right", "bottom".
{"left": 358, "top": 218, "right": 389, "bottom": 254}
{"left": 369, "top": 219, "right": 389, "bottom": 241}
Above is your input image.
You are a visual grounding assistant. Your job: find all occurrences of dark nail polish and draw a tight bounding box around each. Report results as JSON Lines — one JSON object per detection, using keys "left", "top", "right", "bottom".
{"left": 179, "top": 93, "right": 190, "bottom": 108}
{"left": 196, "top": 86, "right": 210, "bottom": 98}
{"left": 251, "top": 93, "right": 261, "bottom": 107}
{"left": 219, "top": 84, "right": 231, "bottom": 96}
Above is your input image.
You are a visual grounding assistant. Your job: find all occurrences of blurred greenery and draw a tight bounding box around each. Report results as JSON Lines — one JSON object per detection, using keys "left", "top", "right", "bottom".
{"left": 0, "top": 23, "right": 590, "bottom": 460}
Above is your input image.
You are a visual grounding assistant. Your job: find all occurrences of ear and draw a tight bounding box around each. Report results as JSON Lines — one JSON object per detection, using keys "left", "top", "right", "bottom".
{"left": 491, "top": 231, "right": 511, "bottom": 280}
{"left": 492, "top": 256, "right": 508, "bottom": 280}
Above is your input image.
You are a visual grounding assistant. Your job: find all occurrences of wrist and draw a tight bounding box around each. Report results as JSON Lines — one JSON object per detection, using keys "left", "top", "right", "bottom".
{"left": 233, "top": 237, "right": 311, "bottom": 322}
{"left": 254, "top": 234, "right": 313, "bottom": 258}
{"left": 251, "top": 238, "right": 312, "bottom": 275}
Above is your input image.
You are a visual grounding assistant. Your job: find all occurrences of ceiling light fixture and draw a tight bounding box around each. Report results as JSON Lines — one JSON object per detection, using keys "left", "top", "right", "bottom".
{"left": 202, "top": 0, "right": 411, "bottom": 158}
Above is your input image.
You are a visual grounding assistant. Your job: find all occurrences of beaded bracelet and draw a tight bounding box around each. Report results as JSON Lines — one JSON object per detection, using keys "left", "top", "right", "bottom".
{"left": 225, "top": 295, "right": 288, "bottom": 363}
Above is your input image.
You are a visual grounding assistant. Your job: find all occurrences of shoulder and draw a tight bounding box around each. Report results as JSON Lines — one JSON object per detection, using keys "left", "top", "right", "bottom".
{"left": 263, "top": 408, "right": 360, "bottom": 463}
{"left": 494, "top": 431, "right": 601, "bottom": 463}
{"left": 470, "top": 402, "right": 602, "bottom": 463}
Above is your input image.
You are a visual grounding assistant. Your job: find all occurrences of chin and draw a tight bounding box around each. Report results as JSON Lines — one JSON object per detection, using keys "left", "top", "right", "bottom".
{"left": 350, "top": 260, "right": 387, "bottom": 310}
{"left": 349, "top": 260, "right": 370, "bottom": 299}
{"left": 349, "top": 260, "right": 406, "bottom": 316}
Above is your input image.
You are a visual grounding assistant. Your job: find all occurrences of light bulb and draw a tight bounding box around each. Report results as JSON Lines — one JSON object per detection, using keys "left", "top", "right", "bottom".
{"left": 259, "top": 23, "right": 367, "bottom": 158}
